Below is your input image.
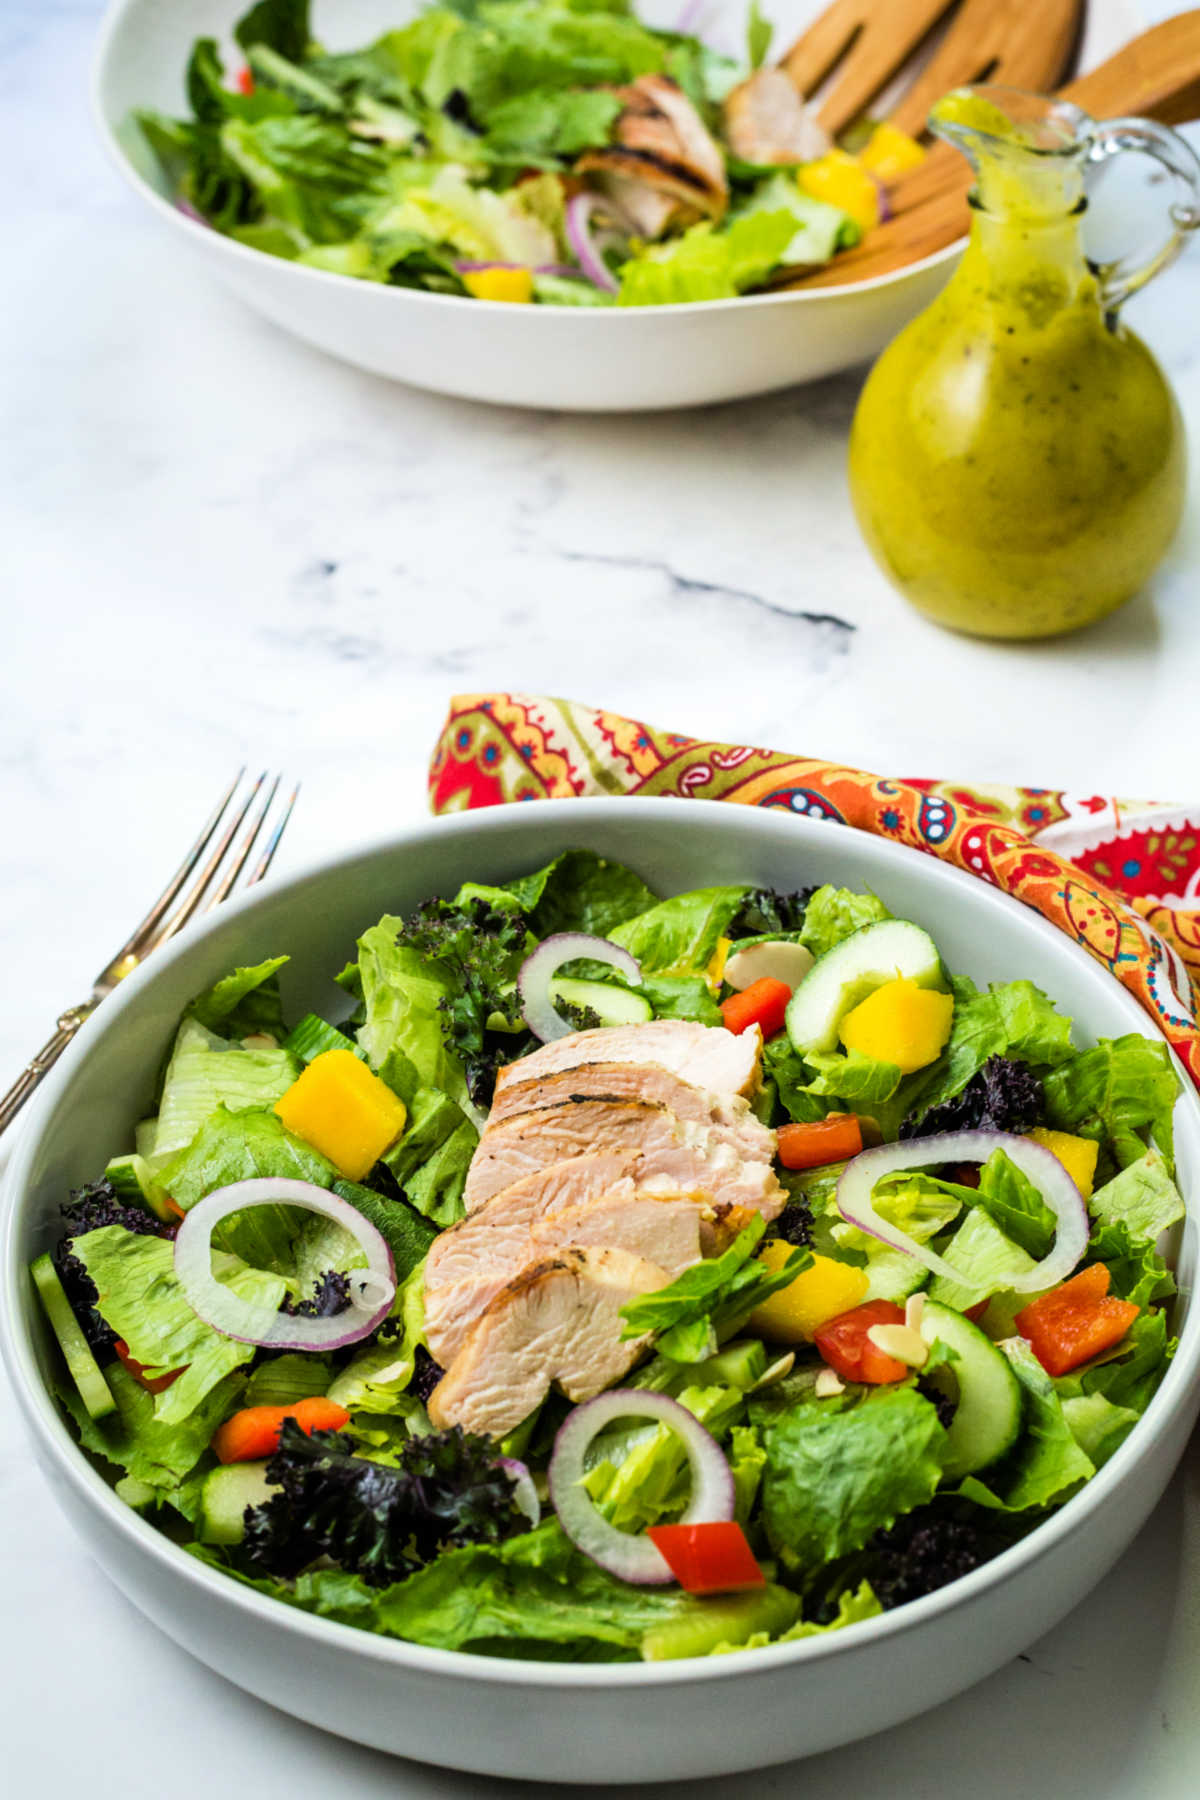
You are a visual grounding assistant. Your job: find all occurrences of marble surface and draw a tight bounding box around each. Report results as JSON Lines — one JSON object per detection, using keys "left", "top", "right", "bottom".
{"left": 4, "top": 1, "right": 1200, "bottom": 1793}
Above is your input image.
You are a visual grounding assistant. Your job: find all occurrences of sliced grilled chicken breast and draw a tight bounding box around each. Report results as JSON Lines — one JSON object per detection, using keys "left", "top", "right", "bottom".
{"left": 427, "top": 1247, "right": 670, "bottom": 1438}
{"left": 576, "top": 74, "right": 729, "bottom": 227}
{"left": 493, "top": 1020, "right": 763, "bottom": 1103}
{"left": 722, "top": 67, "right": 831, "bottom": 166}
{"left": 488, "top": 1060, "right": 774, "bottom": 1166}
{"left": 463, "top": 1097, "right": 782, "bottom": 1214}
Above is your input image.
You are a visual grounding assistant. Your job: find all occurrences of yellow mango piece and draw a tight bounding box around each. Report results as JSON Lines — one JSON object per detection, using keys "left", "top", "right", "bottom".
{"left": 274, "top": 1049, "right": 407, "bottom": 1182}
{"left": 747, "top": 1244, "right": 869, "bottom": 1344}
{"left": 706, "top": 936, "right": 732, "bottom": 991}
{"left": 839, "top": 976, "right": 953, "bottom": 1074}
{"left": 1026, "top": 1128, "right": 1099, "bottom": 1199}
{"left": 462, "top": 267, "right": 534, "bottom": 303}
{"left": 858, "top": 122, "right": 926, "bottom": 185}
{"left": 797, "top": 151, "right": 880, "bottom": 235}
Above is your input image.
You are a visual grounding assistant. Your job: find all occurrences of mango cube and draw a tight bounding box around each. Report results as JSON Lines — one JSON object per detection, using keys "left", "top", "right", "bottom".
{"left": 747, "top": 1244, "right": 869, "bottom": 1343}
{"left": 1026, "top": 1127, "right": 1099, "bottom": 1199}
{"left": 462, "top": 267, "right": 534, "bottom": 304}
{"left": 797, "top": 150, "right": 880, "bottom": 235}
{"left": 839, "top": 976, "right": 953, "bottom": 1074}
{"left": 858, "top": 122, "right": 926, "bottom": 185}
{"left": 274, "top": 1049, "right": 407, "bottom": 1182}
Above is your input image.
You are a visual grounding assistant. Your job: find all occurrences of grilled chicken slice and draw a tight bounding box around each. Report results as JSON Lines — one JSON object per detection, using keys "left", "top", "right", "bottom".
{"left": 428, "top": 1247, "right": 670, "bottom": 1438}
{"left": 576, "top": 74, "right": 729, "bottom": 231}
{"left": 488, "top": 1060, "right": 774, "bottom": 1166}
{"left": 722, "top": 67, "right": 831, "bottom": 166}
{"left": 426, "top": 1161, "right": 706, "bottom": 1365}
{"left": 493, "top": 1020, "right": 763, "bottom": 1104}
{"left": 463, "top": 1097, "right": 782, "bottom": 1215}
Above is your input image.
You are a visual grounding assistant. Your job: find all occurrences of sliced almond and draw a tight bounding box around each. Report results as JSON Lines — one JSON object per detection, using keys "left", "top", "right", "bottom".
{"left": 866, "top": 1321, "right": 929, "bottom": 1369}
{"left": 724, "top": 939, "right": 815, "bottom": 993}
{"left": 814, "top": 1365, "right": 846, "bottom": 1398}
{"left": 905, "top": 1291, "right": 927, "bottom": 1336}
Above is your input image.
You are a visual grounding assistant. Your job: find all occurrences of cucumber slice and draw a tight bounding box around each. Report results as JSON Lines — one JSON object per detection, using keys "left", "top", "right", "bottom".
{"left": 283, "top": 1013, "right": 361, "bottom": 1064}
{"left": 785, "top": 920, "right": 946, "bottom": 1056}
{"left": 197, "top": 1461, "right": 276, "bottom": 1545}
{"left": 104, "top": 1152, "right": 176, "bottom": 1224}
{"left": 30, "top": 1254, "right": 116, "bottom": 1422}
{"left": 549, "top": 977, "right": 653, "bottom": 1027}
{"left": 920, "top": 1299, "right": 1022, "bottom": 1481}
{"left": 115, "top": 1475, "right": 160, "bottom": 1512}
{"left": 642, "top": 1584, "right": 800, "bottom": 1661}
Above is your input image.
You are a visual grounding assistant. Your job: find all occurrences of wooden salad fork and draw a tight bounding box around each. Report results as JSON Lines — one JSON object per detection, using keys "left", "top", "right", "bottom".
{"left": 0, "top": 770, "right": 299, "bottom": 1139}
{"left": 780, "top": 10, "right": 1200, "bottom": 288}
{"left": 781, "top": 0, "right": 1084, "bottom": 138}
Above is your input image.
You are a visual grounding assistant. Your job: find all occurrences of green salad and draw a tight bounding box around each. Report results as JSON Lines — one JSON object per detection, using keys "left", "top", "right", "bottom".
{"left": 37, "top": 850, "right": 1183, "bottom": 1662}
{"left": 133, "top": 0, "right": 903, "bottom": 306}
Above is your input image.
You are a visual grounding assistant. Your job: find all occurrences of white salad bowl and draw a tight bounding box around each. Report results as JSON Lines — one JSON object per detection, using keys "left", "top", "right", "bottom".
{"left": 92, "top": 0, "right": 1137, "bottom": 410}
{"left": 3, "top": 797, "right": 1200, "bottom": 1783}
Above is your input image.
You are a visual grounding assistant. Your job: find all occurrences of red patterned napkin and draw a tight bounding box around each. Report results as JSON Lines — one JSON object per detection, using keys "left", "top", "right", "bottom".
{"left": 429, "top": 692, "right": 1200, "bottom": 1090}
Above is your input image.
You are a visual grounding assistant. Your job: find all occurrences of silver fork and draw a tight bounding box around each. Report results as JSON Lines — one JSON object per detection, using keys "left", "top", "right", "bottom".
{"left": 0, "top": 770, "right": 299, "bottom": 1140}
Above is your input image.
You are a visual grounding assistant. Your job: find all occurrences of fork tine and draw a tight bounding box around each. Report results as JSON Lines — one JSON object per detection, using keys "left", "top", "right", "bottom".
{"left": 247, "top": 783, "right": 299, "bottom": 888}
{"left": 108, "top": 768, "right": 245, "bottom": 966}
{"left": 203, "top": 774, "right": 282, "bottom": 911}
{"left": 156, "top": 772, "right": 268, "bottom": 944}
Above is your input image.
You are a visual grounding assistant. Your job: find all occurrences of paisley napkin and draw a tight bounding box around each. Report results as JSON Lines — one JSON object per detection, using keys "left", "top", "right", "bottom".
{"left": 429, "top": 692, "right": 1200, "bottom": 1090}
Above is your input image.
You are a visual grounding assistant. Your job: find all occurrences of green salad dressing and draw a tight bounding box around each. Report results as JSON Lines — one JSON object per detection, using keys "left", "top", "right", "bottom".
{"left": 849, "top": 87, "right": 1197, "bottom": 638}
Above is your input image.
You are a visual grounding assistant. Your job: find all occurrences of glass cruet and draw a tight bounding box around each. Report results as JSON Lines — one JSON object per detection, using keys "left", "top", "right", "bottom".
{"left": 848, "top": 85, "right": 1200, "bottom": 639}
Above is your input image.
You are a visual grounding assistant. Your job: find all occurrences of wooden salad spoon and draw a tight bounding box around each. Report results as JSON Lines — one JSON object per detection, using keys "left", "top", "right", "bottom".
{"left": 779, "top": 11, "right": 1200, "bottom": 289}
{"left": 780, "top": 0, "right": 1084, "bottom": 138}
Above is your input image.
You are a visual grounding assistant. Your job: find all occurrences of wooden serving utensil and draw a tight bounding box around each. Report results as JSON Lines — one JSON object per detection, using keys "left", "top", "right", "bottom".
{"left": 781, "top": 0, "right": 1084, "bottom": 138}
{"left": 780, "top": 10, "right": 1200, "bottom": 289}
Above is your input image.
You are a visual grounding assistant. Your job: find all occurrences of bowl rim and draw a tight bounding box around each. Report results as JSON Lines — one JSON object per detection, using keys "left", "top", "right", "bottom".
{"left": 4, "top": 795, "right": 1199, "bottom": 1689}
{"left": 90, "top": 0, "right": 965, "bottom": 320}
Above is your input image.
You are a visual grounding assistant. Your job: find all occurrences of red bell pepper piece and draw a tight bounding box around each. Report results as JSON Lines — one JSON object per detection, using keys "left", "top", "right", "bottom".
{"left": 814, "top": 1299, "right": 910, "bottom": 1384}
{"left": 113, "top": 1339, "right": 184, "bottom": 1395}
{"left": 646, "top": 1520, "right": 765, "bottom": 1594}
{"left": 236, "top": 65, "right": 255, "bottom": 95}
{"left": 720, "top": 977, "right": 792, "bottom": 1041}
{"left": 777, "top": 1114, "right": 863, "bottom": 1171}
{"left": 1015, "top": 1264, "right": 1139, "bottom": 1377}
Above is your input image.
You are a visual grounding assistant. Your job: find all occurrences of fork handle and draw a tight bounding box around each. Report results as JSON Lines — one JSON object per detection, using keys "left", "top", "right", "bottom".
{"left": 0, "top": 1003, "right": 96, "bottom": 1139}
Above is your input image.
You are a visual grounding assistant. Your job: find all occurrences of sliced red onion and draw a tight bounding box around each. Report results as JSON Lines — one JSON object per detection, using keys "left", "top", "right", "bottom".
{"left": 548, "top": 1390, "right": 735, "bottom": 1584}
{"left": 565, "top": 193, "right": 629, "bottom": 293}
{"left": 518, "top": 932, "right": 641, "bottom": 1043}
{"left": 174, "top": 1178, "right": 396, "bottom": 1351}
{"left": 454, "top": 260, "right": 528, "bottom": 273}
{"left": 499, "top": 1456, "right": 541, "bottom": 1528}
{"left": 454, "top": 260, "right": 583, "bottom": 279}
{"left": 836, "top": 1130, "right": 1089, "bottom": 1294}
{"left": 870, "top": 172, "right": 892, "bottom": 223}
{"left": 175, "top": 197, "right": 210, "bottom": 226}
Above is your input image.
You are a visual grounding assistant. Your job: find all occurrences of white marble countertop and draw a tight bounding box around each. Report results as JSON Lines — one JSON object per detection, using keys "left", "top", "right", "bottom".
{"left": 5, "top": 1, "right": 1200, "bottom": 1793}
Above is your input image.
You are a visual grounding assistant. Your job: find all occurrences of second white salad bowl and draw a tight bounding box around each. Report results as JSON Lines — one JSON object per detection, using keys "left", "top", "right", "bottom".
{"left": 92, "top": 0, "right": 1137, "bottom": 409}
{"left": 2, "top": 797, "right": 1199, "bottom": 1783}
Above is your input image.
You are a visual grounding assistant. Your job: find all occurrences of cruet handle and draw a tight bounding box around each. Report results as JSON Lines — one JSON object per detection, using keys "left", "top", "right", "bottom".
{"left": 1087, "top": 116, "right": 1200, "bottom": 312}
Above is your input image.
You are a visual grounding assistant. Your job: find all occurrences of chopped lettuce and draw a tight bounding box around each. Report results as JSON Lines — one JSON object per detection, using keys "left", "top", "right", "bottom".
{"left": 1087, "top": 1220, "right": 1176, "bottom": 1309}
{"left": 1087, "top": 1148, "right": 1184, "bottom": 1242}
{"left": 148, "top": 1020, "right": 299, "bottom": 1164}
{"left": 583, "top": 1383, "right": 744, "bottom": 1532}
{"left": 184, "top": 956, "right": 289, "bottom": 1039}
{"left": 385, "top": 166, "right": 558, "bottom": 265}
{"left": 799, "top": 885, "right": 893, "bottom": 961}
{"left": 57, "top": 1363, "right": 241, "bottom": 1506}
{"left": 609, "top": 884, "right": 751, "bottom": 976}
{"left": 734, "top": 175, "right": 858, "bottom": 265}
{"left": 973, "top": 1148, "right": 1057, "bottom": 1259}
{"left": 616, "top": 211, "right": 798, "bottom": 306}
{"left": 1043, "top": 1034, "right": 1180, "bottom": 1172}
{"left": 158, "top": 1106, "right": 333, "bottom": 1208}
{"left": 243, "top": 1352, "right": 332, "bottom": 1407}
{"left": 72, "top": 1228, "right": 287, "bottom": 1425}
{"left": 339, "top": 919, "right": 466, "bottom": 1102}
{"left": 620, "top": 1216, "right": 808, "bottom": 1360}
{"left": 928, "top": 1207, "right": 1038, "bottom": 1311}
{"left": 762, "top": 1388, "right": 946, "bottom": 1567}
{"left": 1062, "top": 1308, "right": 1173, "bottom": 1416}
{"left": 501, "top": 848, "right": 659, "bottom": 940}
{"left": 910, "top": 976, "right": 1075, "bottom": 1125}
{"left": 801, "top": 1048, "right": 903, "bottom": 1105}
{"left": 1060, "top": 1392, "right": 1139, "bottom": 1470}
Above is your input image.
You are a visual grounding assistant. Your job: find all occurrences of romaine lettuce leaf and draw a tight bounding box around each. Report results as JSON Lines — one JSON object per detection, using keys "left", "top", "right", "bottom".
{"left": 386, "top": 167, "right": 558, "bottom": 264}
{"left": 219, "top": 115, "right": 393, "bottom": 242}
{"left": 235, "top": 0, "right": 311, "bottom": 61}
{"left": 501, "top": 848, "right": 659, "bottom": 941}
{"left": 609, "top": 885, "right": 751, "bottom": 976}
{"left": 1087, "top": 1219, "right": 1176, "bottom": 1309}
{"left": 927, "top": 1207, "right": 1038, "bottom": 1310}
{"left": 799, "top": 886, "right": 893, "bottom": 960}
{"left": 734, "top": 175, "right": 857, "bottom": 265}
{"left": 1042, "top": 1034, "right": 1180, "bottom": 1173}
{"left": 243, "top": 1352, "right": 332, "bottom": 1407}
{"left": 331, "top": 1179, "right": 437, "bottom": 1280}
{"left": 973, "top": 1148, "right": 1057, "bottom": 1259}
{"left": 149, "top": 1020, "right": 299, "bottom": 1163}
{"left": 620, "top": 1216, "right": 808, "bottom": 1360}
{"left": 57, "top": 1363, "right": 241, "bottom": 1501}
{"left": 73, "top": 1228, "right": 287, "bottom": 1424}
{"left": 326, "top": 1263, "right": 428, "bottom": 1413}
{"left": 801, "top": 1048, "right": 903, "bottom": 1105}
{"left": 616, "top": 212, "right": 798, "bottom": 306}
{"left": 583, "top": 1382, "right": 744, "bottom": 1532}
{"left": 157, "top": 1104, "right": 332, "bottom": 1207}
{"left": 1087, "top": 1149, "right": 1184, "bottom": 1243}
{"left": 762, "top": 1387, "right": 945, "bottom": 1567}
{"left": 1060, "top": 1391, "right": 1139, "bottom": 1470}
{"left": 339, "top": 918, "right": 466, "bottom": 1102}
{"left": 1068, "top": 1308, "right": 1173, "bottom": 1415}
{"left": 911, "top": 975, "right": 1075, "bottom": 1123}
{"left": 184, "top": 956, "right": 289, "bottom": 1039}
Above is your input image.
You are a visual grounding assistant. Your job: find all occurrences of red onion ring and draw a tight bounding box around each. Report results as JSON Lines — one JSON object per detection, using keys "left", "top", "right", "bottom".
{"left": 518, "top": 933, "right": 642, "bottom": 1042}
{"left": 174, "top": 1178, "right": 396, "bottom": 1352}
{"left": 565, "top": 193, "right": 630, "bottom": 293}
{"left": 499, "top": 1456, "right": 541, "bottom": 1528}
{"left": 836, "top": 1130, "right": 1090, "bottom": 1294}
{"left": 548, "top": 1390, "right": 735, "bottom": 1584}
